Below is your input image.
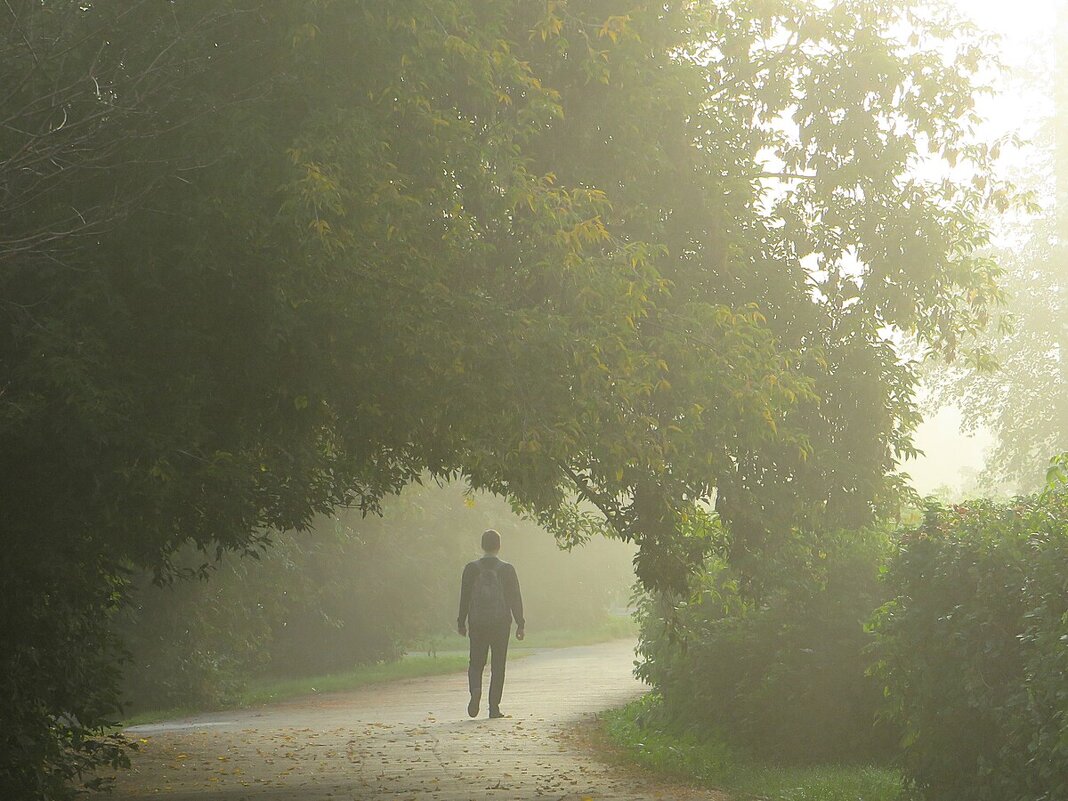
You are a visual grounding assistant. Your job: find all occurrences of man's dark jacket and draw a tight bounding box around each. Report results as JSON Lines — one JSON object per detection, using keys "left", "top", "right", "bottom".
{"left": 457, "top": 555, "right": 524, "bottom": 629}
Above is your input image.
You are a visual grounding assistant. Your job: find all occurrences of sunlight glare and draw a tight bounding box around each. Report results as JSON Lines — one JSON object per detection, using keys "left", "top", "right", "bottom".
{"left": 949, "top": 0, "right": 1060, "bottom": 42}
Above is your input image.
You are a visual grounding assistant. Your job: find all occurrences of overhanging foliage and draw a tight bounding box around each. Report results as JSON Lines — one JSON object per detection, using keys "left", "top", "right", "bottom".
{"left": 1, "top": 1, "right": 1011, "bottom": 796}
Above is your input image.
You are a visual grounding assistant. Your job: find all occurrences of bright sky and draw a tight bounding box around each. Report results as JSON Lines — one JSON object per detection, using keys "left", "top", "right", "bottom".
{"left": 953, "top": 0, "right": 1058, "bottom": 40}
{"left": 906, "top": 0, "right": 1061, "bottom": 495}
{"left": 956, "top": 0, "right": 1055, "bottom": 31}
{"left": 960, "top": 0, "right": 1058, "bottom": 132}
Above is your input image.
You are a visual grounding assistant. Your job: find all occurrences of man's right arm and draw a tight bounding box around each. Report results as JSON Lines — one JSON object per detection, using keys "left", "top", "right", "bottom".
{"left": 457, "top": 563, "right": 473, "bottom": 636}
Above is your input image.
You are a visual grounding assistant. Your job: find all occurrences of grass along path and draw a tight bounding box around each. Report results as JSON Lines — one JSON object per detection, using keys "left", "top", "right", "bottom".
{"left": 597, "top": 695, "right": 903, "bottom": 801}
{"left": 121, "top": 653, "right": 470, "bottom": 727}
{"left": 122, "top": 619, "right": 636, "bottom": 727}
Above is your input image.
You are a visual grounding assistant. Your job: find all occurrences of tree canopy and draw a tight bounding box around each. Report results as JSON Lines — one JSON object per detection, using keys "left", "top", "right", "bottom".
{"left": 1, "top": 1, "right": 1009, "bottom": 796}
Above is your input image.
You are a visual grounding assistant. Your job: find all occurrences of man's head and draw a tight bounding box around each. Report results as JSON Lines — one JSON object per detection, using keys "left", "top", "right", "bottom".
{"left": 481, "top": 529, "right": 501, "bottom": 554}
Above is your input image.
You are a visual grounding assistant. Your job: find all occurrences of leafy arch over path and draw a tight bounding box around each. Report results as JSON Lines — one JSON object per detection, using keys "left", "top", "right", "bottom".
{"left": 1, "top": 0, "right": 1008, "bottom": 796}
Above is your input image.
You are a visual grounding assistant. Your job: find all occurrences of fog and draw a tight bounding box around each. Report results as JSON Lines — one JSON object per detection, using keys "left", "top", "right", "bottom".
{"left": 908, "top": 407, "right": 991, "bottom": 496}
{"left": 906, "top": 0, "right": 1064, "bottom": 499}
{"left": 8, "top": 2, "right": 1068, "bottom": 799}
{"left": 117, "top": 483, "right": 637, "bottom": 714}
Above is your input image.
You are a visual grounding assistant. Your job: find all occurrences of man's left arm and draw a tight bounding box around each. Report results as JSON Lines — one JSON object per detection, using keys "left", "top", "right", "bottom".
{"left": 508, "top": 566, "right": 525, "bottom": 640}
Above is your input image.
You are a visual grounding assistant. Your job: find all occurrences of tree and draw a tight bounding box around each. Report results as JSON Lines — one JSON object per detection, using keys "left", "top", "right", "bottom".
{"left": 928, "top": 211, "right": 1056, "bottom": 493}
{"left": 1, "top": 1, "right": 1007, "bottom": 796}
{"left": 2, "top": 3, "right": 294, "bottom": 796}
{"left": 927, "top": 5, "right": 1065, "bottom": 492}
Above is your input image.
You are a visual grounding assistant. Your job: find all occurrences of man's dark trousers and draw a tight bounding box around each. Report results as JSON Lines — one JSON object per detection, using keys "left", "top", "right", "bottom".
{"left": 468, "top": 621, "right": 511, "bottom": 713}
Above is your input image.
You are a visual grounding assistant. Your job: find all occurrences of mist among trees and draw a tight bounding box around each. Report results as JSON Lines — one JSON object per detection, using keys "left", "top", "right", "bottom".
{"left": 3, "top": 1, "right": 1068, "bottom": 799}
{"left": 117, "top": 485, "right": 634, "bottom": 713}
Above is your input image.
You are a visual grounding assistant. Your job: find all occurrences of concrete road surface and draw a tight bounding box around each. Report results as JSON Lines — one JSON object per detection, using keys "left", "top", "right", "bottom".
{"left": 115, "top": 639, "right": 721, "bottom": 800}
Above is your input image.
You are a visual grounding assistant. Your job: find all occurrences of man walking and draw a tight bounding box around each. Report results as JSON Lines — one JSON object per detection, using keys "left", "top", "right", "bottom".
{"left": 457, "top": 529, "right": 525, "bottom": 719}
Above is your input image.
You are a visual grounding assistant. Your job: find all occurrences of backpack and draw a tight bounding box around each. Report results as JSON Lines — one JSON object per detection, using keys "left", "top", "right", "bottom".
{"left": 468, "top": 560, "right": 509, "bottom": 626}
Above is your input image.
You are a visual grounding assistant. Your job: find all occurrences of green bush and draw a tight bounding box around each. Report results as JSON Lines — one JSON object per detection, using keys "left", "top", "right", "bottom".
{"left": 117, "top": 560, "right": 276, "bottom": 711}
{"left": 870, "top": 496, "right": 1068, "bottom": 801}
{"left": 0, "top": 556, "right": 130, "bottom": 800}
{"left": 636, "top": 528, "right": 897, "bottom": 763}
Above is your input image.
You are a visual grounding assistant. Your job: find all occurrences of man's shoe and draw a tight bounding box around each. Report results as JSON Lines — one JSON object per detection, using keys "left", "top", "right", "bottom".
{"left": 488, "top": 709, "right": 505, "bottom": 719}
{"left": 467, "top": 696, "right": 480, "bottom": 718}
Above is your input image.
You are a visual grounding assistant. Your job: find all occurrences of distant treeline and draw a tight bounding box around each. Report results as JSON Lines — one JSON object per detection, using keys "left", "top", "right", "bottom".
{"left": 117, "top": 485, "right": 634, "bottom": 712}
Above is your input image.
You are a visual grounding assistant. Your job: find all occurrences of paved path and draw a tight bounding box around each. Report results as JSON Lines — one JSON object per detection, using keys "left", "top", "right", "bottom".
{"left": 115, "top": 639, "right": 721, "bottom": 800}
